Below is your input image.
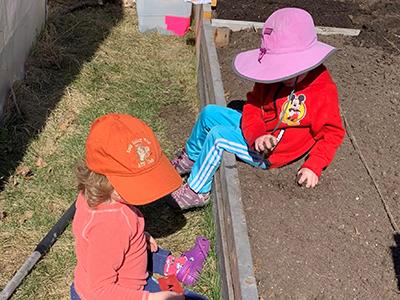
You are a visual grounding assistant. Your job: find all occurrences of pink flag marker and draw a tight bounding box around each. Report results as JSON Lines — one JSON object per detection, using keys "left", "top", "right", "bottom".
{"left": 165, "top": 16, "right": 190, "bottom": 36}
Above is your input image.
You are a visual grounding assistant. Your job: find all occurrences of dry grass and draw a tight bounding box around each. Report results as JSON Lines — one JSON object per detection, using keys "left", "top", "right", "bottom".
{"left": 0, "top": 3, "right": 219, "bottom": 299}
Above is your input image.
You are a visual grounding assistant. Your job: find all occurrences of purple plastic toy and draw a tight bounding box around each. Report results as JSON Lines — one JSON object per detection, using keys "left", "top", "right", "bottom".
{"left": 177, "top": 236, "right": 210, "bottom": 286}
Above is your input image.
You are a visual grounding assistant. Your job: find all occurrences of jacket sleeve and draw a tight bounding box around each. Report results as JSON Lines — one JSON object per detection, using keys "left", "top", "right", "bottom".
{"left": 301, "top": 86, "right": 345, "bottom": 177}
{"left": 86, "top": 215, "right": 149, "bottom": 300}
{"left": 241, "top": 83, "right": 268, "bottom": 147}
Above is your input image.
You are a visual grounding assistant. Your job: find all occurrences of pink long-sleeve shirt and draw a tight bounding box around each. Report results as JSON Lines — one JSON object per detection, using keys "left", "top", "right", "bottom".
{"left": 72, "top": 192, "right": 149, "bottom": 300}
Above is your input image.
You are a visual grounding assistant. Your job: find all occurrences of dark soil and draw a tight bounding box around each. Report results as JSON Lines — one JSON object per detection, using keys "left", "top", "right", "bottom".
{"left": 216, "top": 1, "right": 400, "bottom": 299}
{"left": 216, "top": 0, "right": 400, "bottom": 55}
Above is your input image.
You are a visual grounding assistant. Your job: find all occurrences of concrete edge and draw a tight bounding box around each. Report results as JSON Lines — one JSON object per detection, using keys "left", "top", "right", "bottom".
{"left": 211, "top": 18, "right": 361, "bottom": 36}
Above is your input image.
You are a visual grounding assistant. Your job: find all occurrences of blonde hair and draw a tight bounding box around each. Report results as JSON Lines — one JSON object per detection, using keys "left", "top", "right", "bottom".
{"left": 75, "top": 161, "right": 113, "bottom": 208}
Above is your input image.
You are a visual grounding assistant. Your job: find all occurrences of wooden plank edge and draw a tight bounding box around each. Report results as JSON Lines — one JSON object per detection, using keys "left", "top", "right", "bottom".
{"left": 212, "top": 172, "right": 235, "bottom": 300}
{"left": 211, "top": 18, "right": 361, "bottom": 36}
{"left": 220, "top": 153, "right": 259, "bottom": 299}
{"left": 198, "top": 36, "right": 232, "bottom": 298}
{"left": 198, "top": 17, "right": 260, "bottom": 300}
{"left": 203, "top": 4, "right": 212, "bottom": 20}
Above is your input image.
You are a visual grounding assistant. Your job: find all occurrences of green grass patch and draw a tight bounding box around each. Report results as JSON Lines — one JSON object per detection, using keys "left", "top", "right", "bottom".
{"left": 0, "top": 3, "right": 219, "bottom": 299}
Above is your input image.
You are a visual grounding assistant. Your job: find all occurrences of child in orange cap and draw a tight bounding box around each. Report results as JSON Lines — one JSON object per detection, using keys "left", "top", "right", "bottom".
{"left": 70, "top": 114, "right": 210, "bottom": 300}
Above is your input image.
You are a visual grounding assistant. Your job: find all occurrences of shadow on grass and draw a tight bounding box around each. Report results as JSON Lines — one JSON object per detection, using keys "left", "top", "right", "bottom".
{"left": 391, "top": 233, "right": 400, "bottom": 290}
{"left": 141, "top": 195, "right": 187, "bottom": 238}
{"left": 0, "top": 1, "right": 123, "bottom": 190}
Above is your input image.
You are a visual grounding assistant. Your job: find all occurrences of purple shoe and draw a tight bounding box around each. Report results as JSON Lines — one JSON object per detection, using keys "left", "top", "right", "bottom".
{"left": 177, "top": 236, "right": 210, "bottom": 286}
{"left": 171, "top": 148, "right": 194, "bottom": 175}
{"left": 167, "top": 184, "right": 210, "bottom": 210}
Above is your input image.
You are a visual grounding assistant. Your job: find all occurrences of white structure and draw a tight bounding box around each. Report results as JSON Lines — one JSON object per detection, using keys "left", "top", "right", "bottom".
{"left": 211, "top": 19, "right": 361, "bottom": 36}
{"left": 0, "top": 0, "right": 46, "bottom": 115}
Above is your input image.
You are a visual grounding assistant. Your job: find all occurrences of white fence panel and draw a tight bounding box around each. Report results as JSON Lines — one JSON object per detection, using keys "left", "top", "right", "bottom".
{"left": 0, "top": 0, "right": 46, "bottom": 115}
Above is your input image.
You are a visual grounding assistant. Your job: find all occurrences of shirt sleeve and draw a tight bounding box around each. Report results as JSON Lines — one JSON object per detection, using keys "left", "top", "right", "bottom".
{"left": 241, "top": 83, "right": 269, "bottom": 147}
{"left": 301, "top": 87, "right": 345, "bottom": 177}
{"left": 86, "top": 213, "right": 149, "bottom": 300}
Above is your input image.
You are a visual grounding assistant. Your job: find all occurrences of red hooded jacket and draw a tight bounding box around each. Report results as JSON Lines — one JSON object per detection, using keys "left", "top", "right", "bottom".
{"left": 241, "top": 65, "right": 345, "bottom": 177}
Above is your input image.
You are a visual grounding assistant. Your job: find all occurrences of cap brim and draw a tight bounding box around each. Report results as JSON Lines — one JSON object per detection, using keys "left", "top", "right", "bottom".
{"left": 233, "top": 41, "right": 336, "bottom": 83}
{"left": 107, "top": 154, "right": 182, "bottom": 205}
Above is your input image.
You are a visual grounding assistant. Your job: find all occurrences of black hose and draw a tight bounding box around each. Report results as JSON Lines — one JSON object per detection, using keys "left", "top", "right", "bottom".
{"left": 35, "top": 201, "right": 76, "bottom": 255}
{"left": 0, "top": 201, "right": 76, "bottom": 300}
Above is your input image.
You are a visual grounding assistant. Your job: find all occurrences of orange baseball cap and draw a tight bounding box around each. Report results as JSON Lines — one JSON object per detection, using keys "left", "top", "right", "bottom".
{"left": 85, "top": 113, "right": 182, "bottom": 205}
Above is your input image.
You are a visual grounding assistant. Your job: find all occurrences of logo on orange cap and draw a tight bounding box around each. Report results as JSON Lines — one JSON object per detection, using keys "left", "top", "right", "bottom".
{"left": 127, "top": 138, "right": 154, "bottom": 168}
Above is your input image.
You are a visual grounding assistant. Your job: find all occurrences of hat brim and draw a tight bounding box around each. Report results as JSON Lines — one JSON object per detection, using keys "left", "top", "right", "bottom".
{"left": 107, "top": 154, "right": 182, "bottom": 205}
{"left": 233, "top": 41, "right": 336, "bottom": 83}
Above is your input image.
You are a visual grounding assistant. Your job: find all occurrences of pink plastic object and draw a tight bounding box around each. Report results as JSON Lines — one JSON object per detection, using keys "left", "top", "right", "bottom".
{"left": 165, "top": 16, "right": 190, "bottom": 36}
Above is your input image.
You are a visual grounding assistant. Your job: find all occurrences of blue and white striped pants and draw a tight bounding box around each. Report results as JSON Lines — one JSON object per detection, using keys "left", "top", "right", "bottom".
{"left": 186, "top": 104, "right": 268, "bottom": 193}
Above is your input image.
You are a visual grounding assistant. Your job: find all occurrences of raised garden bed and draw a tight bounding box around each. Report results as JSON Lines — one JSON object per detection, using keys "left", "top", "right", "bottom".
{"left": 2, "top": 2, "right": 399, "bottom": 299}
{"left": 212, "top": 0, "right": 400, "bottom": 298}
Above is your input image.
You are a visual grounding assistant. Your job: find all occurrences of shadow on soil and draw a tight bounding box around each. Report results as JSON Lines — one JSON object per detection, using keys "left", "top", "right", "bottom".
{"left": 391, "top": 233, "right": 400, "bottom": 290}
{"left": 0, "top": 2, "right": 123, "bottom": 190}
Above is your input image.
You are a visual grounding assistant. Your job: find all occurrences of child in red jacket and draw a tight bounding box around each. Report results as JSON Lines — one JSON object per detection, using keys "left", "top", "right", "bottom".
{"left": 168, "top": 7, "right": 345, "bottom": 210}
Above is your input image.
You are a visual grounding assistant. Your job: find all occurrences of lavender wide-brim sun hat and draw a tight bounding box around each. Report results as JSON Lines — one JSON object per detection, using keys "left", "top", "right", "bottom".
{"left": 233, "top": 7, "right": 336, "bottom": 83}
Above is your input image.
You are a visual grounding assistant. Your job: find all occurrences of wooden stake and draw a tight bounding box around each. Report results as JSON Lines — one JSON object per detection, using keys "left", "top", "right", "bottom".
{"left": 214, "top": 27, "right": 230, "bottom": 48}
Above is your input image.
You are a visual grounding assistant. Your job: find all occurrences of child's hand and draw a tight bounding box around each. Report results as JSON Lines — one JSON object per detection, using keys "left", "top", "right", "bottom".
{"left": 297, "top": 168, "right": 318, "bottom": 188}
{"left": 148, "top": 291, "right": 184, "bottom": 300}
{"left": 254, "top": 134, "right": 277, "bottom": 153}
{"left": 144, "top": 231, "right": 158, "bottom": 252}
